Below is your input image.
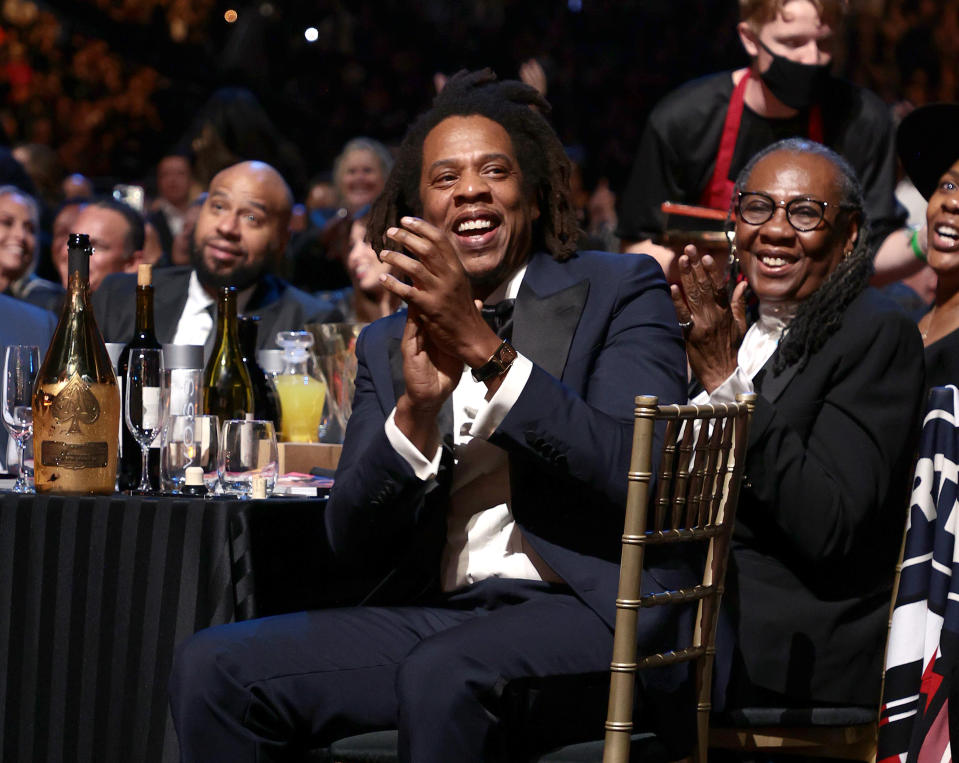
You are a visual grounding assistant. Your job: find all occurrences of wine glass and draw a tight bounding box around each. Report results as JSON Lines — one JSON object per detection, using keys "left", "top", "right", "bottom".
{"left": 125, "top": 348, "right": 164, "bottom": 493}
{"left": 2, "top": 345, "right": 39, "bottom": 492}
{"left": 218, "top": 418, "right": 278, "bottom": 497}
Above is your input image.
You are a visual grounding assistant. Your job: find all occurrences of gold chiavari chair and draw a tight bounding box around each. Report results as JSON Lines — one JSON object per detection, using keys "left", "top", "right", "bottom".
{"left": 324, "top": 392, "right": 756, "bottom": 763}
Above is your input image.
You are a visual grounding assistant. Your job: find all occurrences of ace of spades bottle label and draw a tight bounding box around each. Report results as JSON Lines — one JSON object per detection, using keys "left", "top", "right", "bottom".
{"left": 37, "top": 373, "right": 110, "bottom": 470}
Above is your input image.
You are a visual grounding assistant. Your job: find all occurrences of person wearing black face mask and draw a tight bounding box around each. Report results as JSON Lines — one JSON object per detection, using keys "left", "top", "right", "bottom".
{"left": 755, "top": 38, "right": 832, "bottom": 110}
{"left": 618, "top": 0, "right": 907, "bottom": 283}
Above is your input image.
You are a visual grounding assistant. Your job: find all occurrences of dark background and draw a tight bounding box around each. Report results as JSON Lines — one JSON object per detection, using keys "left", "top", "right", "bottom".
{"left": 1, "top": 0, "right": 953, "bottom": 197}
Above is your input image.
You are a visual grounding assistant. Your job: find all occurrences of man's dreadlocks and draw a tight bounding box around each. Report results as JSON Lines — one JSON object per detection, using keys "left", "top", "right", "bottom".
{"left": 368, "top": 68, "right": 580, "bottom": 262}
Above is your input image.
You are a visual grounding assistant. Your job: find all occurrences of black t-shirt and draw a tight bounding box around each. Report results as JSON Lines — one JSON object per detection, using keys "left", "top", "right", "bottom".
{"left": 617, "top": 71, "right": 905, "bottom": 252}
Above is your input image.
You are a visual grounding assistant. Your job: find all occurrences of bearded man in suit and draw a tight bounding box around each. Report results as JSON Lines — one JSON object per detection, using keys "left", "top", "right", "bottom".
{"left": 169, "top": 70, "right": 690, "bottom": 762}
{"left": 93, "top": 160, "right": 339, "bottom": 355}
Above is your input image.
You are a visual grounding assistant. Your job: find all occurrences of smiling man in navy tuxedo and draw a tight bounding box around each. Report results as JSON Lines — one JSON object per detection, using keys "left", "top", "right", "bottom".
{"left": 169, "top": 70, "right": 689, "bottom": 762}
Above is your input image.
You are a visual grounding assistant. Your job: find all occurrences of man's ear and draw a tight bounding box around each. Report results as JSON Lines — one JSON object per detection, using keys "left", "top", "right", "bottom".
{"left": 124, "top": 249, "right": 144, "bottom": 273}
{"left": 737, "top": 21, "right": 761, "bottom": 58}
{"left": 530, "top": 189, "right": 542, "bottom": 222}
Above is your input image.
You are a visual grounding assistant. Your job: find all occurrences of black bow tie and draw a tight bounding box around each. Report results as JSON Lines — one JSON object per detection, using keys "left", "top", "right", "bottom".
{"left": 481, "top": 298, "right": 515, "bottom": 339}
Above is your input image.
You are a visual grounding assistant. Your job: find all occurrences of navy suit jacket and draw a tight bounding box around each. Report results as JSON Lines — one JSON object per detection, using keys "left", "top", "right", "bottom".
{"left": 0, "top": 294, "right": 57, "bottom": 469}
{"left": 326, "top": 249, "right": 692, "bottom": 680}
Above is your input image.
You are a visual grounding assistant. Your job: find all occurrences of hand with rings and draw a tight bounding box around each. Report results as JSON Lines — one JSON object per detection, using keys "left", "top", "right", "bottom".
{"left": 669, "top": 244, "right": 749, "bottom": 394}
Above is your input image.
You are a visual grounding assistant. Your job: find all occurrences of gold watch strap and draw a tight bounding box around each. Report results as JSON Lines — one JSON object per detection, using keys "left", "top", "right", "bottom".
{"left": 471, "top": 340, "right": 517, "bottom": 383}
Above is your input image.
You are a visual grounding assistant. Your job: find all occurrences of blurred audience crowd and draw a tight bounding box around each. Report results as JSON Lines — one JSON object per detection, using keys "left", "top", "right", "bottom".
{"left": 0, "top": 0, "right": 955, "bottom": 305}
{"left": 0, "top": 1, "right": 164, "bottom": 179}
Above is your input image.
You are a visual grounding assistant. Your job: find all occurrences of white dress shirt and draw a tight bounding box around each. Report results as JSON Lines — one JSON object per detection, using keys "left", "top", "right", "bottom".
{"left": 692, "top": 301, "right": 797, "bottom": 405}
{"left": 171, "top": 271, "right": 255, "bottom": 348}
{"left": 385, "top": 265, "right": 562, "bottom": 590}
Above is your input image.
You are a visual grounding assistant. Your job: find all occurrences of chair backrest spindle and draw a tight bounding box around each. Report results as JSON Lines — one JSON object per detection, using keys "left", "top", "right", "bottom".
{"left": 655, "top": 417, "right": 680, "bottom": 532}
{"left": 602, "top": 392, "right": 756, "bottom": 763}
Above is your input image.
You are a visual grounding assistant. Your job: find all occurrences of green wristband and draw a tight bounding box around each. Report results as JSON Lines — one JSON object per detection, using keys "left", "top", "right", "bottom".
{"left": 911, "top": 228, "right": 927, "bottom": 263}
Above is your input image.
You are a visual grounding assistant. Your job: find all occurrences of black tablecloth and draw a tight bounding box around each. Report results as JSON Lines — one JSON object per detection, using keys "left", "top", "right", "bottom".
{"left": 0, "top": 491, "right": 346, "bottom": 763}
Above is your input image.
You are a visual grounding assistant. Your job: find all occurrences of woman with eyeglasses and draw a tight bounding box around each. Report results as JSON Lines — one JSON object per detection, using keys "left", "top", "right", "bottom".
{"left": 897, "top": 103, "right": 959, "bottom": 388}
{"left": 671, "top": 137, "right": 925, "bottom": 712}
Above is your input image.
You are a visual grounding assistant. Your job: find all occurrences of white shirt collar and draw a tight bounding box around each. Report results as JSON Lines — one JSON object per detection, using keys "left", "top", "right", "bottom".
{"left": 755, "top": 300, "right": 797, "bottom": 336}
{"left": 482, "top": 263, "right": 528, "bottom": 305}
{"left": 187, "top": 270, "right": 257, "bottom": 315}
{"left": 736, "top": 300, "right": 797, "bottom": 380}
{"left": 186, "top": 270, "right": 214, "bottom": 313}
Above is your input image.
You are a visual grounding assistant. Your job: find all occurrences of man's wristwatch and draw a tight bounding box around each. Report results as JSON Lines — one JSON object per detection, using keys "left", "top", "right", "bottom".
{"left": 471, "top": 340, "right": 517, "bottom": 383}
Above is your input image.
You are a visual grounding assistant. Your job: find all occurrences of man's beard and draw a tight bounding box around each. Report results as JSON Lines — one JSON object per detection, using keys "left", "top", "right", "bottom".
{"left": 190, "top": 236, "right": 274, "bottom": 292}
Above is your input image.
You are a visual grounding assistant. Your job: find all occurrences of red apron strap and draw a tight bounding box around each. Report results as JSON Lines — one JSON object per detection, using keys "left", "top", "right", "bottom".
{"left": 808, "top": 102, "right": 824, "bottom": 143}
{"left": 699, "top": 69, "right": 749, "bottom": 212}
{"left": 699, "top": 69, "right": 826, "bottom": 213}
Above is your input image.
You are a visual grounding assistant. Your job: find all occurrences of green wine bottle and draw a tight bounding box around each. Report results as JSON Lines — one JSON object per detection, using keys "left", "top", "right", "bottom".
{"left": 202, "top": 287, "right": 254, "bottom": 423}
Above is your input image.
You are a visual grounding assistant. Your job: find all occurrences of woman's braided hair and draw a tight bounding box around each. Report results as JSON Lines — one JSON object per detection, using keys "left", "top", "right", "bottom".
{"left": 367, "top": 68, "right": 580, "bottom": 262}
{"left": 732, "top": 138, "right": 872, "bottom": 373}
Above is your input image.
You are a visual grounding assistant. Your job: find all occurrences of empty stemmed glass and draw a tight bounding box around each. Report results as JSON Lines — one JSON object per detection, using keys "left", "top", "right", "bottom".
{"left": 125, "top": 348, "right": 164, "bottom": 493}
{"left": 2, "top": 345, "right": 39, "bottom": 492}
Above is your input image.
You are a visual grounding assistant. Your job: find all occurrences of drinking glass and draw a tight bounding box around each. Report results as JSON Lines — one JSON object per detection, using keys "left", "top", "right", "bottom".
{"left": 2, "top": 345, "right": 39, "bottom": 492}
{"left": 305, "top": 322, "right": 365, "bottom": 442}
{"left": 218, "top": 419, "right": 278, "bottom": 497}
{"left": 125, "top": 348, "right": 164, "bottom": 493}
{"left": 160, "top": 414, "right": 219, "bottom": 493}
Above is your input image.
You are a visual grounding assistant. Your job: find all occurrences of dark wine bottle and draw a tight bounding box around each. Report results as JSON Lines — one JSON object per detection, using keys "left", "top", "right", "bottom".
{"left": 203, "top": 287, "right": 254, "bottom": 422}
{"left": 118, "top": 264, "right": 162, "bottom": 491}
{"left": 238, "top": 315, "right": 281, "bottom": 426}
{"left": 32, "top": 233, "right": 120, "bottom": 494}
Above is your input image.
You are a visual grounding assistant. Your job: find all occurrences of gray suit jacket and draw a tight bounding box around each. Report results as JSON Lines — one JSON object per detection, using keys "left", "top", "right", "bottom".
{"left": 92, "top": 266, "right": 342, "bottom": 351}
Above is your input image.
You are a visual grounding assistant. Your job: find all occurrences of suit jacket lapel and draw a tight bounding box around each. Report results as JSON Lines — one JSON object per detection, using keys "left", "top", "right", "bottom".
{"left": 387, "top": 335, "right": 405, "bottom": 403}
{"left": 154, "top": 269, "right": 191, "bottom": 344}
{"left": 239, "top": 275, "right": 288, "bottom": 349}
{"left": 246, "top": 297, "right": 285, "bottom": 349}
{"left": 754, "top": 350, "right": 800, "bottom": 404}
{"left": 512, "top": 252, "right": 589, "bottom": 380}
{"left": 246, "top": 275, "right": 283, "bottom": 318}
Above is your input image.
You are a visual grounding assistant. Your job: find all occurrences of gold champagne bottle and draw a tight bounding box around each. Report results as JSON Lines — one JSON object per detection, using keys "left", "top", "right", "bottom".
{"left": 32, "top": 233, "right": 120, "bottom": 494}
{"left": 203, "top": 286, "right": 254, "bottom": 422}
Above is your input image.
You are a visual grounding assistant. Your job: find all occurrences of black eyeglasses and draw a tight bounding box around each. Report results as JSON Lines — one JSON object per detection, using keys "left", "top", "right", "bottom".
{"left": 736, "top": 191, "right": 858, "bottom": 232}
